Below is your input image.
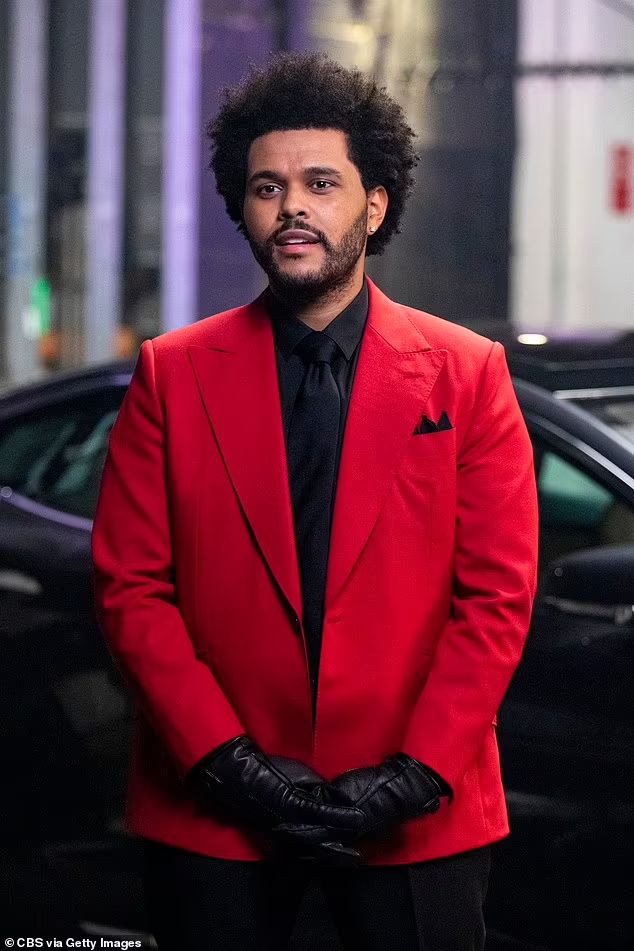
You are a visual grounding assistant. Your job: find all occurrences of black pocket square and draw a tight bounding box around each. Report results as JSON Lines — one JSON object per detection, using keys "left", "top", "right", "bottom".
{"left": 413, "top": 411, "right": 453, "bottom": 435}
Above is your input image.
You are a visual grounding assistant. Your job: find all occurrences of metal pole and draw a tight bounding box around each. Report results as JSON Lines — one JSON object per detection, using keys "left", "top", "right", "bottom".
{"left": 5, "top": 0, "right": 48, "bottom": 384}
{"left": 85, "top": 0, "right": 127, "bottom": 364}
{"left": 161, "top": 0, "right": 202, "bottom": 330}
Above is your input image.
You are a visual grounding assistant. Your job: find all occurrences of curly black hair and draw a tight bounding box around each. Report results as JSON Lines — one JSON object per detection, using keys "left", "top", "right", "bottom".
{"left": 206, "top": 52, "right": 418, "bottom": 256}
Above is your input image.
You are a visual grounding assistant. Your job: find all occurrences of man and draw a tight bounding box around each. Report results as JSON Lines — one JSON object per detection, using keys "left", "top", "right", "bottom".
{"left": 92, "top": 53, "right": 538, "bottom": 950}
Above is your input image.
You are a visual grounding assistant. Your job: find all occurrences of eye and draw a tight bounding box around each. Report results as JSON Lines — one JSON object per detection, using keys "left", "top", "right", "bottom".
{"left": 311, "top": 180, "right": 334, "bottom": 191}
{"left": 257, "top": 183, "right": 282, "bottom": 196}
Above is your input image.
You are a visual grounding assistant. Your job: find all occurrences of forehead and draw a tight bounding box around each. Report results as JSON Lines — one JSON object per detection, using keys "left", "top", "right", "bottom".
{"left": 247, "top": 128, "right": 355, "bottom": 174}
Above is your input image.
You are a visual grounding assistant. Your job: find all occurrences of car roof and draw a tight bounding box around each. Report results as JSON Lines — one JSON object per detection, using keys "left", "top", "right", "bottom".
{"left": 489, "top": 330, "right": 634, "bottom": 392}
{"left": 0, "top": 360, "right": 134, "bottom": 415}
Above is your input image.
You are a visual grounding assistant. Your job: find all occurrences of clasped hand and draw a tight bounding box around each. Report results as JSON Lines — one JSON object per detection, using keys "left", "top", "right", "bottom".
{"left": 189, "top": 736, "right": 447, "bottom": 868}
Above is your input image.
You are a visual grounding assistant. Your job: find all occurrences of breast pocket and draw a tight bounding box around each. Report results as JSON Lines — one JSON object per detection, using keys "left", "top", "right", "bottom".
{"left": 392, "top": 430, "right": 457, "bottom": 560}
{"left": 399, "top": 428, "right": 456, "bottom": 485}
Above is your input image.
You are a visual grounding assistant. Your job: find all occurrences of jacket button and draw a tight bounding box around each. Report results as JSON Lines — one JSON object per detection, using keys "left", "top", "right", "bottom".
{"left": 292, "top": 615, "right": 301, "bottom": 633}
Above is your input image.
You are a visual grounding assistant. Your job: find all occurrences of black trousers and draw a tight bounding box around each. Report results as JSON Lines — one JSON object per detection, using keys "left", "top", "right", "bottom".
{"left": 142, "top": 838, "right": 491, "bottom": 951}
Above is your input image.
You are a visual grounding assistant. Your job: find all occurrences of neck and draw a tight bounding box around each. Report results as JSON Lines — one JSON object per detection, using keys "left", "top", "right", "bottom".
{"left": 269, "top": 267, "right": 365, "bottom": 331}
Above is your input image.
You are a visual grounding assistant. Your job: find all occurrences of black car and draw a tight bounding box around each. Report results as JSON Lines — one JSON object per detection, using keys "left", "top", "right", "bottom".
{"left": 0, "top": 339, "right": 632, "bottom": 949}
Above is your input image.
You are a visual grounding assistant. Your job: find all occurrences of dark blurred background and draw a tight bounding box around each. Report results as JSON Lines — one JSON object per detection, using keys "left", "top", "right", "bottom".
{"left": 0, "top": 1, "right": 633, "bottom": 948}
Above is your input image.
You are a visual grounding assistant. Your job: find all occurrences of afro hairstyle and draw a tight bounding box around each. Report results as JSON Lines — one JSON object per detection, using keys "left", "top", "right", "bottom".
{"left": 206, "top": 52, "right": 418, "bottom": 256}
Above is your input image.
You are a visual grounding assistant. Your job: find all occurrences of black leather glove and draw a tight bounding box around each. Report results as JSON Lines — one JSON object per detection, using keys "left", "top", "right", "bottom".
{"left": 188, "top": 735, "right": 364, "bottom": 849}
{"left": 275, "top": 753, "right": 450, "bottom": 846}
{"left": 268, "top": 757, "right": 361, "bottom": 868}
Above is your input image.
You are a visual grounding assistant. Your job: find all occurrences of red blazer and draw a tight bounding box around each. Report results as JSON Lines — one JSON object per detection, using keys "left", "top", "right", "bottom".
{"left": 91, "top": 278, "right": 538, "bottom": 865}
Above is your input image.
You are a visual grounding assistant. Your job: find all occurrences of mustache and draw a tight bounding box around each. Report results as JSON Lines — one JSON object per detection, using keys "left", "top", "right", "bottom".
{"left": 268, "top": 222, "right": 332, "bottom": 250}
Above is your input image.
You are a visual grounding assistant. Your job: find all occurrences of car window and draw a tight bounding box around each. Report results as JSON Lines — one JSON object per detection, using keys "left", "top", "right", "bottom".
{"left": 0, "top": 388, "right": 125, "bottom": 520}
{"left": 536, "top": 447, "right": 634, "bottom": 568}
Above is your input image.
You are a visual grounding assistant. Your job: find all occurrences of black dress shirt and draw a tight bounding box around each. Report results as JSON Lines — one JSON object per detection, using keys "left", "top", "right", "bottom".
{"left": 268, "top": 279, "right": 369, "bottom": 707}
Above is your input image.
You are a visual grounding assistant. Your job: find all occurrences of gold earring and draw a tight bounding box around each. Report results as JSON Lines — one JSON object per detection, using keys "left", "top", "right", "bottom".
{"left": 369, "top": 225, "right": 376, "bottom": 233}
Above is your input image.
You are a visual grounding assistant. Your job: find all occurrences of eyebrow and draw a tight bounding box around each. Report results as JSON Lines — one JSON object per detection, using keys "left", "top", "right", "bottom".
{"left": 304, "top": 166, "right": 342, "bottom": 179}
{"left": 248, "top": 166, "right": 343, "bottom": 186}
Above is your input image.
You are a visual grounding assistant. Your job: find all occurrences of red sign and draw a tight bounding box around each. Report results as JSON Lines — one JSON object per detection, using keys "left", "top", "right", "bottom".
{"left": 610, "top": 145, "right": 632, "bottom": 214}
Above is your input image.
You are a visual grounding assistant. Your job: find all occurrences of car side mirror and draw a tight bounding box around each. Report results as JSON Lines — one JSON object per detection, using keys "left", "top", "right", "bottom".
{"left": 543, "top": 545, "right": 634, "bottom": 626}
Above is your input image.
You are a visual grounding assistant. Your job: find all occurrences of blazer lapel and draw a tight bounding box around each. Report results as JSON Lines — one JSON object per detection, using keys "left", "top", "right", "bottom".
{"left": 325, "top": 280, "right": 447, "bottom": 611}
{"left": 187, "top": 296, "right": 302, "bottom": 622}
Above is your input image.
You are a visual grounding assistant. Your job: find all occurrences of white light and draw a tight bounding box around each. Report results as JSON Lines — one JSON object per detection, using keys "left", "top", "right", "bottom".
{"left": 517, "top": 333, "right": 549, "bottom": 346}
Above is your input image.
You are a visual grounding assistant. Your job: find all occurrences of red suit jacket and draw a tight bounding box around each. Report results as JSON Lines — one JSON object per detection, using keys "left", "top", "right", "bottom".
{"left": 91, "top": 278, "right": 538, "bottom": 865}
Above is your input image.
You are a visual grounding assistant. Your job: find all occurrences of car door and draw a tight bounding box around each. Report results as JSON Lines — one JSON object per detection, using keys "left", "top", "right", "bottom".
{"left": 0, "top": 383, "right": 130, "bottom": 843}
{"left": 489, "top": 428, "right": 634, "bottom": 950}
{"left": 500, "top": 441, "right": 633, "bottom": 799}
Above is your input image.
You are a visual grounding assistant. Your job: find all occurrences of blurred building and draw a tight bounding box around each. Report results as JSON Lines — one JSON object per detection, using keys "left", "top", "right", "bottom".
{"left": 0, "top": 0, "right": 632, "bottom": 387}
{"left": 512, "top": 0, "right": 634, "bottom": 332}
{"left": 1, "top": 0, "right": 164, "bottom": 384}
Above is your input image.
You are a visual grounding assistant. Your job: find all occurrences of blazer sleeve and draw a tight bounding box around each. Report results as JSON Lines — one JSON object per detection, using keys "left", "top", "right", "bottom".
{"left": 91, "top": 339, "right": 245, "bottom": 777}
{"left": 401, "top": 341, "right": 539, "bottom": 792}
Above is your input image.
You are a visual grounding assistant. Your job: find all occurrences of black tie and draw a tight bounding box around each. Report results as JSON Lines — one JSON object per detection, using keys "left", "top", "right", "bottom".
{"left": 287, "top": 332, "right": 341, "bottom": 708}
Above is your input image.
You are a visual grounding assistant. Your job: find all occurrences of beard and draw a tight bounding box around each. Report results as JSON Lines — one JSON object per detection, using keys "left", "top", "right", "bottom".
{"left": 246, "top": 207, "right": 368, "bottom": 307}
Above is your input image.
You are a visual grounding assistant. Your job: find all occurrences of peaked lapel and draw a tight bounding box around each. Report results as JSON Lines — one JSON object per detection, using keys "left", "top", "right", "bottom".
{"left": 324, "top": 280, "right": 447, "bottom": 610}
{"left": 187, "top": 294, "right": 302, "bottom": 622}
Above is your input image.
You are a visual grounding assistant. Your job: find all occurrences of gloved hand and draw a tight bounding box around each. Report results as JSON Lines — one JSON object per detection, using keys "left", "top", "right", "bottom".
{"left": 274, "top": 753, "right": 450, "bottom": 847}
{"left": 187, "top": 735, "right": 364, "bottom": 854}
{"left": 268, "top": 757, "right": 361, "bottom": 868}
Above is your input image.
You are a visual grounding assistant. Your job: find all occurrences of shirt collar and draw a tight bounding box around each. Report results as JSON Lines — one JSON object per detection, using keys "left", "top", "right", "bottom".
{"left": 269, "top": 277, "right": 369, "bottom": 362}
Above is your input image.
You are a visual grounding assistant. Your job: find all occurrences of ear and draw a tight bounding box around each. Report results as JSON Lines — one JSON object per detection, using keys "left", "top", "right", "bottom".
{"left": 366, "top": 186, "right": 388, "bottom": 236}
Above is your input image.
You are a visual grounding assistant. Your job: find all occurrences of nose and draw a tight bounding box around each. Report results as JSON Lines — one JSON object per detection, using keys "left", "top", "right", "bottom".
{"left": 278, "top": 181, "right": 307, "bottom": 220}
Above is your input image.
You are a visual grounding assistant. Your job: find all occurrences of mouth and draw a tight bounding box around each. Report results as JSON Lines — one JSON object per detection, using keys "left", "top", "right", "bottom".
{"left": 274, "top": 229, "right": 321, "bottom": 249}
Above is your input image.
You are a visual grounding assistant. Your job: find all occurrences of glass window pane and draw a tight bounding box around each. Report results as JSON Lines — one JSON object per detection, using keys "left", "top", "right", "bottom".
{"left": 0, "top": 387, "right": 125, "bottom": 519}
{"left": 537, "top": 449, "right": 634, "bottom": 567}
